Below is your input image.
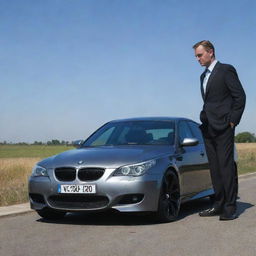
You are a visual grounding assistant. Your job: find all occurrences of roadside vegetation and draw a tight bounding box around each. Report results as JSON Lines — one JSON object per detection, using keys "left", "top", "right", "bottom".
{"left": 0, "top": 158, "right": 40, "bottom": 206}
{"left": 236, "top": 143, "right": 256, "bottom": 174}
{"left": 0, "top": 143, "right": 255, "bottom": 207}
{"left": 0, "top": 145, "right": 73, "bottom": 206}
{"left": 0, "top": 144, "right": 73, "bottom": 158}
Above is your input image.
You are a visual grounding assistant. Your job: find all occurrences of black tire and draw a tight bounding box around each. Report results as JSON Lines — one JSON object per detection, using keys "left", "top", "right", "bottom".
{"left": 156, "top": 169, "right": 181, "bottom": 222}
{"left": 36, "top": 208, "right": 66, "bottom": 220}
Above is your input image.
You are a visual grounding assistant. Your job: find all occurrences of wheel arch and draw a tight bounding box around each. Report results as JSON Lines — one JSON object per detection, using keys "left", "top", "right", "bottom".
{"left": 163, "top": 165, "right": 180, "bottom": 187}
{"left": 155, "top": 165, "right": 181, "bottom": 222}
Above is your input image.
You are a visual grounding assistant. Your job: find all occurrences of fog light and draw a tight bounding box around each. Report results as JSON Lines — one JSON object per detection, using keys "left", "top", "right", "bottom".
{"left": 118, "top": 194, "right": 144, "bottom": 205}
{"left": 29, "top": 193, "right": 45, "bottom": 204}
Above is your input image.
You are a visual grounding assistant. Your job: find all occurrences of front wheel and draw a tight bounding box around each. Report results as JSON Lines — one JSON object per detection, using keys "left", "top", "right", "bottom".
{"left": 155, "top": 170, "right": 181, "bottom": 222}
{"left": 36, "top": 207, "right": 66, "bottom": 220}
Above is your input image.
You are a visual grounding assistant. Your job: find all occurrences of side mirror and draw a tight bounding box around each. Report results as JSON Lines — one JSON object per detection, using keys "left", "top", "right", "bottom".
{"left": 73, "top": 140, "right": 84, "bottom": 148}
{"left": 181, "top": 138, "right": 199, "bottom": 147}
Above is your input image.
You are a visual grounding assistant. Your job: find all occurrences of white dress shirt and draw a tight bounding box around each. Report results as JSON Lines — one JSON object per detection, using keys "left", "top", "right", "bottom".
{"left": 203, "top": 59, "right": 218, "bottom": 93}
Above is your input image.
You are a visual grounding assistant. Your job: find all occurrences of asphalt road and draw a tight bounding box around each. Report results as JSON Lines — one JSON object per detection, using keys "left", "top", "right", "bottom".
{"left": 0, "top": 175, "right": 255, "bottom": 256}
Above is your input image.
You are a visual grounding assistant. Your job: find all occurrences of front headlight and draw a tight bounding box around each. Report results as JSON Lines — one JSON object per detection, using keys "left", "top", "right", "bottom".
{"left": 114, "top": 159, "right": 156, "bottom": 176}
{"left": 31, "top": 165, "right": 48, "bottom": 177}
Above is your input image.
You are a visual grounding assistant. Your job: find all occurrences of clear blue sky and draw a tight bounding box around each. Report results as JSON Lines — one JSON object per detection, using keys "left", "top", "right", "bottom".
{"left": 1, "top": 0, "right": 255, "bottom": 143}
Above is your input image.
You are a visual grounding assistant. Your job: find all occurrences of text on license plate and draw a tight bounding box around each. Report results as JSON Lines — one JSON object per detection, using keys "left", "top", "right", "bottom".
{"left": 58, "top": 184, "right": 96, "bottom": 194}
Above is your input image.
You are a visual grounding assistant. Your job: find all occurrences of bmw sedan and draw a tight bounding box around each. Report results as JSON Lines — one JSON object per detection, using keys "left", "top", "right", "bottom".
{"left": 29, "top": 117, "right": 214, "bottom": 222}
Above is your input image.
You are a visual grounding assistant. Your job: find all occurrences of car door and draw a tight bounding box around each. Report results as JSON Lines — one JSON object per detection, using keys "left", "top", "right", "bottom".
{"left": 176, "top": 120, "right": 211, "bottom": 196}
{"left": 187, "top": 121, "right": 212, "bottom": 191}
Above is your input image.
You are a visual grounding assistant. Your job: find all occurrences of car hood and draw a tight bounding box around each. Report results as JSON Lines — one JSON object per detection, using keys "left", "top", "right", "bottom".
{"left": 38, "top": 145, "right": 175, "bottom": 169}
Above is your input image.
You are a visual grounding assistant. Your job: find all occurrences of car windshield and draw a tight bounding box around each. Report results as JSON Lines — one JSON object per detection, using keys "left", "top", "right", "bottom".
{"left": 83, "top": 120, "right": 175, "bottom": 147}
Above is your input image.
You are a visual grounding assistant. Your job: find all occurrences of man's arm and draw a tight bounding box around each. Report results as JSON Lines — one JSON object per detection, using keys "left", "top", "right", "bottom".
{"left": 225, "top": 65, "right": 246, "bottom": 126}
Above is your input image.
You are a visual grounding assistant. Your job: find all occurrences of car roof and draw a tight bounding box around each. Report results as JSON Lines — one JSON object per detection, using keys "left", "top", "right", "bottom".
{"left": 109, "top": 117, "right": 196, "bottom": 123}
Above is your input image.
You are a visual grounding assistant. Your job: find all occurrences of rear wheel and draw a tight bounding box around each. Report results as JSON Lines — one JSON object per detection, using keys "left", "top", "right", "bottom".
{"left": 36, "top": 207, "right": 66, "bottom": 220}
{"left": 156, "top": 169, "right": 181, "bottom": 222}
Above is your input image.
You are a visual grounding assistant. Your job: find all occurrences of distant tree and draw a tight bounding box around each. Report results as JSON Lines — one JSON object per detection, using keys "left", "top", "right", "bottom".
{"left": 46, "top": 140, "right": 70, "bottom": 145}
{"left": 46, "top": 139, "right": 61, "bottom": 145}
{"left": 17, "top": 142, "right": 28, "bottom": 145}
{"left": 235, "top": 132, "right": 256, "bottom": 143}
{"left": 52, "top": 139, "right": 60, "bottom": 145}
{"left": 33, "top": 141, "right": 43, "bottom": 145}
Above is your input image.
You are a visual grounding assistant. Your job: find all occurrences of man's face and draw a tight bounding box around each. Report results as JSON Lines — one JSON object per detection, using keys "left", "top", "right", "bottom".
{"left": 194, "top": 45, "right": 214, "bottom": 67}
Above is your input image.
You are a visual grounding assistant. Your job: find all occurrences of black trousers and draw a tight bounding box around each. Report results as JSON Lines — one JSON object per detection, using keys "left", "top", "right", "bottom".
{"left": 202, "top": 126, "right": 238, "bottom": 215}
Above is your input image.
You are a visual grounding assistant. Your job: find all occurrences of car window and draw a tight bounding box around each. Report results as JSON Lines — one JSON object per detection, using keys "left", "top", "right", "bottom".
{"left": 188, "top": 121, "right": 204, "bottom": 144}
{"left": 178, "top": 121, "right": 193, "bottom": 143}
{"left": 91, "top": 127, "right": 115, "bottom": 146}
{"left": 84, "top": 121, "right": 175, "bottom": 146}
{"left": 146, "top": 128, "right": 174, "bottom": 141}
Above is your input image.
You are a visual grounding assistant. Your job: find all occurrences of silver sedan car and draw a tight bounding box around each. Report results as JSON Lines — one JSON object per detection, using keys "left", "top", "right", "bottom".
{"left": 29, "top": 117, "right": 214, "bottom": 222}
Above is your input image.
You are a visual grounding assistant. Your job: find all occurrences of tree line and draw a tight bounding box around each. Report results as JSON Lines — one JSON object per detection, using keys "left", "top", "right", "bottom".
{"left": 0, "top": 139, "right": 72, "bottom": 145}
{"left": 1, "top": 132, "right": 255, "bottom": 145}
{"left": 234, "top": 132, "right": 256, "bottom": 143}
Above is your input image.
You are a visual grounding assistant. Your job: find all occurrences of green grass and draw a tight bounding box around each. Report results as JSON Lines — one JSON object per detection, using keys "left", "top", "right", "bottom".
{"left": 0, "top": 145, "right": 74, "bottom": 158}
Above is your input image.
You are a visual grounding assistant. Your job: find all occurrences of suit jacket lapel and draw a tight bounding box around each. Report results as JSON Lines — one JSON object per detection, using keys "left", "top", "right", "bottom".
{"left": 205, "top": 61, "right": 220, "bottom": 99}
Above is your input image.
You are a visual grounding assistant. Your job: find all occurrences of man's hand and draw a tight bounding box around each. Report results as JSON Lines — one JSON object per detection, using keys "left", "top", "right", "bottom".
{"left": 230, "top": 122, "right": 235, "bottom": 129}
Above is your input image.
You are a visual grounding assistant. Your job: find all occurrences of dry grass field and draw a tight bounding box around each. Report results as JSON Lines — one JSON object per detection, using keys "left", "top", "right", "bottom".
{"left": 236, "top": 143, "right": 256, "bottom": 174}
{"left": 0, "top": 157, "right": 40, "bottom": 206}
{"left": 0, "top": 145, "right": 74, "bottom": 206}
{"left": 0, "top": 144, "right": 255, "bottom": 207}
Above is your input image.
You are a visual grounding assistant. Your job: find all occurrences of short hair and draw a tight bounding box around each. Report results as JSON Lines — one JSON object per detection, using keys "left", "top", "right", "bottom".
{"left": 193, "top": 40, "right": 215, "bottom": 57}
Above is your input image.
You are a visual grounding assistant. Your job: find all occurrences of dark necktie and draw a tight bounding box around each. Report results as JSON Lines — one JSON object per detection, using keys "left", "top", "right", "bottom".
{"left": 202, "top": 68, "right": 209, "bottom": 80}
{"left": 200, "top": 69, "right": 209, "bottom": 99}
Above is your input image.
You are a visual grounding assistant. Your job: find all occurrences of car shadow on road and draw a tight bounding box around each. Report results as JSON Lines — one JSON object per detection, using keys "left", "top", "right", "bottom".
{"left": 37, "top": 198, "right": 254, "bottom": 226}
{"left": 37, "top": 210, "right": 159, "bottom": 226}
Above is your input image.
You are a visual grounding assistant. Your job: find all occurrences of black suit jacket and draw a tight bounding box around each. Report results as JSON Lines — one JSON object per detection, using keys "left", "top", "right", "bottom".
{"left": 200, "top": 61, "right": 246, "bottom": 134}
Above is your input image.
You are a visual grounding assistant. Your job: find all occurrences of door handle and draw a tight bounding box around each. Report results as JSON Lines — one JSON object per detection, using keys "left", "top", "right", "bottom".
{"left": 200, "top": 151, "right": 205, "bottom": 157}
{"left": 176, "top": 156, "right": 183, "bottom": 161}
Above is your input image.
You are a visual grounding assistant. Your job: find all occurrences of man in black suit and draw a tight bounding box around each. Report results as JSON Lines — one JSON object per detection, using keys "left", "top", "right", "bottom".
{"left": 193, "top": 40, "right": 246, "bottom": 220}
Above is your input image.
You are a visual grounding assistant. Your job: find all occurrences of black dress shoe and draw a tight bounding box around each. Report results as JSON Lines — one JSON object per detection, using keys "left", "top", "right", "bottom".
{"left": 219, "top": 213, "right": 238, "bottom": 221}
{"left": 199, "top": 207, "right": 222, "bottom": 217}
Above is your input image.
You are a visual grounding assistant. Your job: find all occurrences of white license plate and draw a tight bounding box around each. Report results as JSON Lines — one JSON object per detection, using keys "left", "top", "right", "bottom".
{"left": 58, "top": 184, "right": 96, "bottom": 194}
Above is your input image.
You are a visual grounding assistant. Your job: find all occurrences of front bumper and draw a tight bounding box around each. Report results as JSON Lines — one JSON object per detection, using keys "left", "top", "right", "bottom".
{"left": 28, "top": 168, "right": 161, "bottom": 213}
